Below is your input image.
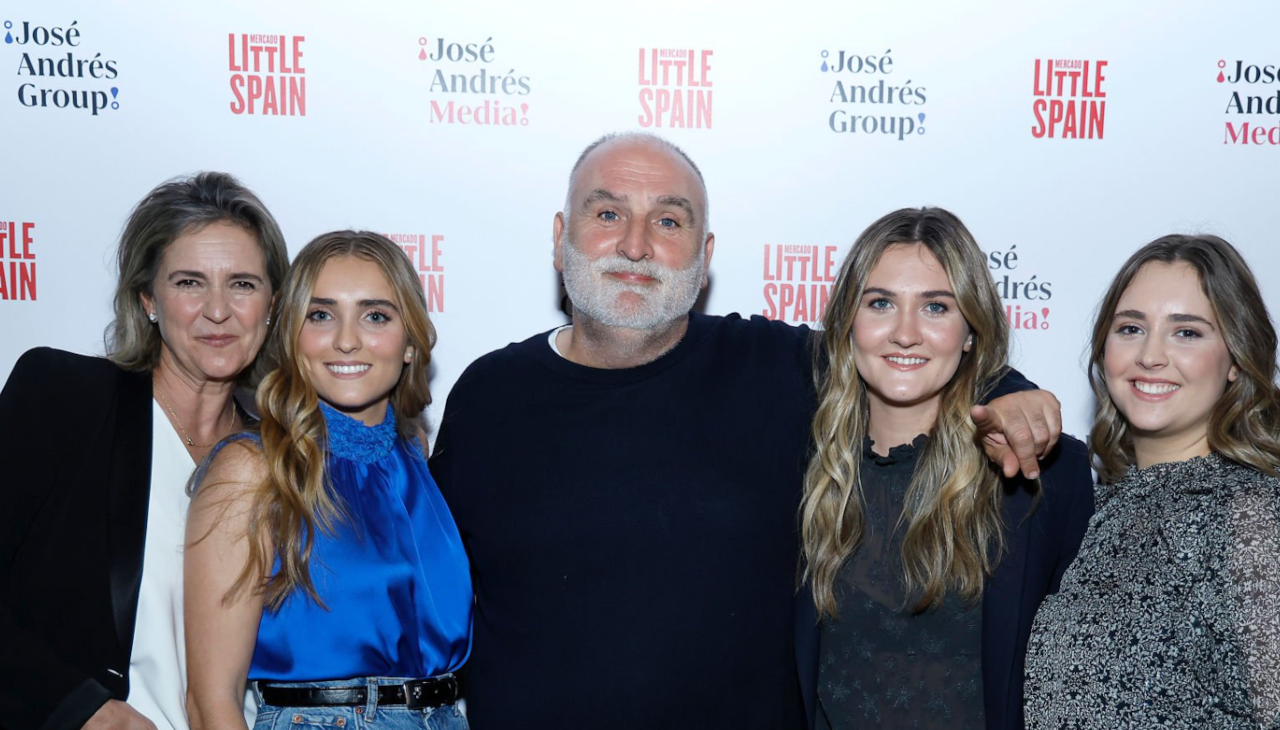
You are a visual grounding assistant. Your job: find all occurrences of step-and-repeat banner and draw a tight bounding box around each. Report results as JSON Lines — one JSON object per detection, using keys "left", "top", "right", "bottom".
{"left": 2, "top": 0, "right": 1277, "bottom": 442}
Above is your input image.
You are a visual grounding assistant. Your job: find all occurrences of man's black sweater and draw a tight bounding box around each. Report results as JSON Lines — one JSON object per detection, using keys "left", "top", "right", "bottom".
{"left": 432, "top": 313, "right": 814, "bottom": 728}
{"left": 430, "top": 312, "right": 1032, "bottom": 729}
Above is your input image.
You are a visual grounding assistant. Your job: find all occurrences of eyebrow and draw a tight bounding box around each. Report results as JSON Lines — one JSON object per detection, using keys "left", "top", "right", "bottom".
{"left": 580, "top": 190, "right": 699, "bottom": 225}
{"left": 863, "top": 287, "right": 956, "bottom": 299}
{"left": 1114, "top": 309, "right": 1216, "bottom": 328}
{"left": 309, "top": 297, "right": 401, "bottom": 312}
{"left": 582, "top": 188, "right": 625, "bottom": 208}
{"left": 168, "top": 270, "right": 265, "bottom": 283}
{"left": 656, "top": 195, "right": 696, "bottom": 223}
{"left": 1169, "top": 313, "right": 1214, "bottom": 327}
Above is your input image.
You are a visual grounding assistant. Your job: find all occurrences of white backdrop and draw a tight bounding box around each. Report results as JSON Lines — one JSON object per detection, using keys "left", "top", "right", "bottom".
{"left": 2, "top": 0, "right": 1278, "bottom": 443}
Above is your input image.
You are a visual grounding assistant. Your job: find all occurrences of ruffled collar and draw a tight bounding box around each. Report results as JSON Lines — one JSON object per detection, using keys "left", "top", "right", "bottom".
{"left": 1098, "top": 452, "right": 1234, "bottom": 506}
{"left": 319, "top": 400, "right": 397, "bottom": 464}
{"left": 862, "top": 434, "right": 928, "bottom": 468}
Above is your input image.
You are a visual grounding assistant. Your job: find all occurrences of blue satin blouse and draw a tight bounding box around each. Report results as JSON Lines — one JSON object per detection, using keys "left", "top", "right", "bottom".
{"left": 247, "top": 402, "right": 472, "bottom": 680}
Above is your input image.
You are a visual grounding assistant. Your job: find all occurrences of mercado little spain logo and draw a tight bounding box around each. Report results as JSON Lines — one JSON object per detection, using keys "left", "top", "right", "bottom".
{"left": 638, "top": 47, "right": 713, "bottom": 129}
{"left": 229, "top": 33, "right": 306, "bottom": 116}
{"left": 1031, "top": 58, "right": 1107, "bottom": 139}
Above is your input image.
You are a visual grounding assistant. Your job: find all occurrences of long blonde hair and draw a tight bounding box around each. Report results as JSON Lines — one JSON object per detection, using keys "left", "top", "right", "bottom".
{"left": 1089, "top": 234, "right": 1280, "bottom": 482}
{"left": 801, "top": 207, "right": 1010, "bottom": 618}
{"left": 228, "top": 231, "right": 437, "bottom": 610}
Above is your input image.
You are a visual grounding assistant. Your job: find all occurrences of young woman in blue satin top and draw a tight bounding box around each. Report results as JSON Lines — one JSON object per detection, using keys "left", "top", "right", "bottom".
{"left": 184, "top": 231, "right": 472, "bottom": 730}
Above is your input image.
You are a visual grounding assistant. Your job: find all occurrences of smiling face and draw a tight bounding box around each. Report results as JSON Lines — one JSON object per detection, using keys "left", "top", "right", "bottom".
{"left": 553, "top": 138, "right": 714, "bottom": 331}
{"left": 1103, "top": 261, "right": 1237, "bottom": 465}
{"left": 140, "top": 221, "right": 272, "bottom": 386}
{"left": 852, "top": 244, "right": 972, "bottom": 434}
{"left": 298, "top": 255, "right": 412, "bottom": 426}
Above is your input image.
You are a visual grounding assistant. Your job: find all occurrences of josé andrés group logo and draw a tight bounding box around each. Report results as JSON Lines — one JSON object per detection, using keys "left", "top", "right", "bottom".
{"left": 5, "top": 18, "right": 121, "bottom": 116}
{"left": 822, "top": 47, "right": 928, "bottom": 141}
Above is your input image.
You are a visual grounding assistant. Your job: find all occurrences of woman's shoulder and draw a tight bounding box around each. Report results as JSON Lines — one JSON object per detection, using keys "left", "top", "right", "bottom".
{"left": 14, "top": 346, "right": 120, "bottom": 375}
{"left": 1216, "top": 456, "right": 1280, "bottom": 490}
{"left": 1161, "top": 454, "right": 1280, "bottom": 510}
{"left": 1211, "top": 457, "right": 1280, "bottom": 524}
{"left": 194, "top": 433, "right": 267, "bottom": 497}
{"left": 4, "top": 347, "right": 143, "bottom": 418}
{"left": 11, "top": 346, "right": 141, "bottom": 394}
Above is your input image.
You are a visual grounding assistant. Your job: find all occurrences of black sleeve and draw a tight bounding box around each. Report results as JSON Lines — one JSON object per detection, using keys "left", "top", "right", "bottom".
{"left": 429, "top": 362, "right": 475, "bottom": 533}
{"left": 0, "top": 349, "right": 112, "bottom": 730}
{"left": 982, "top": 367, "right": 1039, "bottom": 403}
{"left": 429, "top": 407, "right": 456, "bottom": 503}
{"left": 1045, "top": 437, "right": 1096, "bottom": 594}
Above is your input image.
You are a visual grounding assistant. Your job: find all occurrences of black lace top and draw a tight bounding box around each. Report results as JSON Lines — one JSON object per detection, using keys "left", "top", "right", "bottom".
{"left": 1024, "top": 453, "right": 1280, "bottom": 729}
{"left": 818, "top": 436, "right": 985, "bottom": 729}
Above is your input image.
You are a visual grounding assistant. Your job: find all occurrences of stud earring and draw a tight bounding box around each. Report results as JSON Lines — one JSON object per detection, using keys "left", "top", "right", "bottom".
{"left": 266, "top": 316, "right": 271, "bottom": 326}
{"left": 148, "top": 311, "right": 158, "bottom": 323}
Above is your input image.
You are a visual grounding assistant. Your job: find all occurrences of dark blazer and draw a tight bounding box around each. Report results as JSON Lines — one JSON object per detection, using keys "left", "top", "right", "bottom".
{"left": 796, "top": 435, "right": 1096, "bottom": 730}
{"left": 0, "top": 348, "right": 153, "bottom": 730}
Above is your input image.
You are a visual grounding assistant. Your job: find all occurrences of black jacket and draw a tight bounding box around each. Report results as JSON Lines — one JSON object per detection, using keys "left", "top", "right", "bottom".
{"left": 0, "top": 348, "right": 153, "bottom": 730}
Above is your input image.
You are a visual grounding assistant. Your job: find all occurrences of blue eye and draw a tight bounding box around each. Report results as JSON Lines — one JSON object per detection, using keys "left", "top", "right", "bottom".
{"left": 306, "top": 310, "right": 331, "bottom": 322}
{"left": 925, "top": 302, "right": 949, "bottom": 314}
{"left": 599, "top": 211, "right": 619, "bottom": 221}
{"left": 366, "top": 310, "right": 392, "bottom": 324}
{"left": 868, "top": 298, "right": 892, "bottom": 310}
{"left": 658, "top": 217, "right": 678, "bottom": 228}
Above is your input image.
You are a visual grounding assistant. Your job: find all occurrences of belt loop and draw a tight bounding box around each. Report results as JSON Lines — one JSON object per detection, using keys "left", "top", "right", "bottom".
{"left": 250, "top": 681, "right": 265, "bottom": 708}
{"left": 364, "top": 677, "right": 379, "bottom": 720}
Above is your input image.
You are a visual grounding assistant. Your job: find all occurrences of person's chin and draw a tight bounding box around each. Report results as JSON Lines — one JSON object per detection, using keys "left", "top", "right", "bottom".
{"left": 866, "top": 385, "right": 923, "bottom": 408}
{"left": 194, "top": 362, "right": 248, "bottom": 382}
{"left": 1120, "top": 411, "right": 1176, "bottom": 438}
{"left": 321, "top": 387, "right": 370, "bottom": 408}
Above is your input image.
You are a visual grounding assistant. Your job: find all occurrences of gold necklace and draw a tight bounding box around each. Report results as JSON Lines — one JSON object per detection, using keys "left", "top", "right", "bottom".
{"left": 153, "top": 382, "right": 238, "bottom": 448}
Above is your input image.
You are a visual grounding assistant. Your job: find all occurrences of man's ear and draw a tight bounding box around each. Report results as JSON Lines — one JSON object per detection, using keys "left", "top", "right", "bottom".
{"left": 701, "top": 232, "right": 715, "bottom": 288}
{"left": 553, "top": 212, "right": 566, "bottom": 273}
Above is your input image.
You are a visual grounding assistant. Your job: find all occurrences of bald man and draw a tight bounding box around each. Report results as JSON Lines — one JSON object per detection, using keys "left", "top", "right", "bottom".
{"left": 430, "top": 133, "right": 1057, "bottom": 729}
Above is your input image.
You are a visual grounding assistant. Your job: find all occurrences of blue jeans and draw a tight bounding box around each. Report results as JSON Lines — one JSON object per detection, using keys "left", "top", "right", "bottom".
{"left": 252, "top": 677, "right": 468, "bottom": 730}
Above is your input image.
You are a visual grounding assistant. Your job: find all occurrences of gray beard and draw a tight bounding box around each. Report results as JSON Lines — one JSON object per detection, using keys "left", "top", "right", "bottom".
{"left": 560, "top": 232, "right": 705, "bottom": 331}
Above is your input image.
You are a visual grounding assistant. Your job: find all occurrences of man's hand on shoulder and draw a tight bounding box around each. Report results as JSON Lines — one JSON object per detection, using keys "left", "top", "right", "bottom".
{"left": 82, "top": 700, "right": 157, "bottom": 730}
{"left": 971, "top": 389, "right": 1063, "bottom": 480}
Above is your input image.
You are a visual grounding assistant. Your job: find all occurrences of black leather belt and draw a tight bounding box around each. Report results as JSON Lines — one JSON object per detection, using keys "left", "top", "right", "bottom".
{"left": 259, "top": 675, "right": 460, "bottom": 710}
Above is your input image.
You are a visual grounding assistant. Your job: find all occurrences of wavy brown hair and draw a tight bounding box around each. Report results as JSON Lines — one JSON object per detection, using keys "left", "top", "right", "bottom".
{"left": 107, "top": 171, "right": 288, "bottom": 384}
{"left": 225, "top": 231, "right": 437, "bottom": 610}
{"left": 801, "top": 207, "right": 1010, "bottom": 618}
{"left": 1089, "top": 234, "right": 1280, "bottom": 483}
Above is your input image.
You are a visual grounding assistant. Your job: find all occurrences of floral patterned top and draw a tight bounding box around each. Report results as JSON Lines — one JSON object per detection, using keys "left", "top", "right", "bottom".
{"left": 1024, "top": 453, "right": 1280, "bottom": 729}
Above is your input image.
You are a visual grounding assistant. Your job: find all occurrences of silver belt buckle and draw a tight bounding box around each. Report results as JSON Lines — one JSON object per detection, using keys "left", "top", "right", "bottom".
{"left": 404, "top": 675, "right": 455, "bottom": 710}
